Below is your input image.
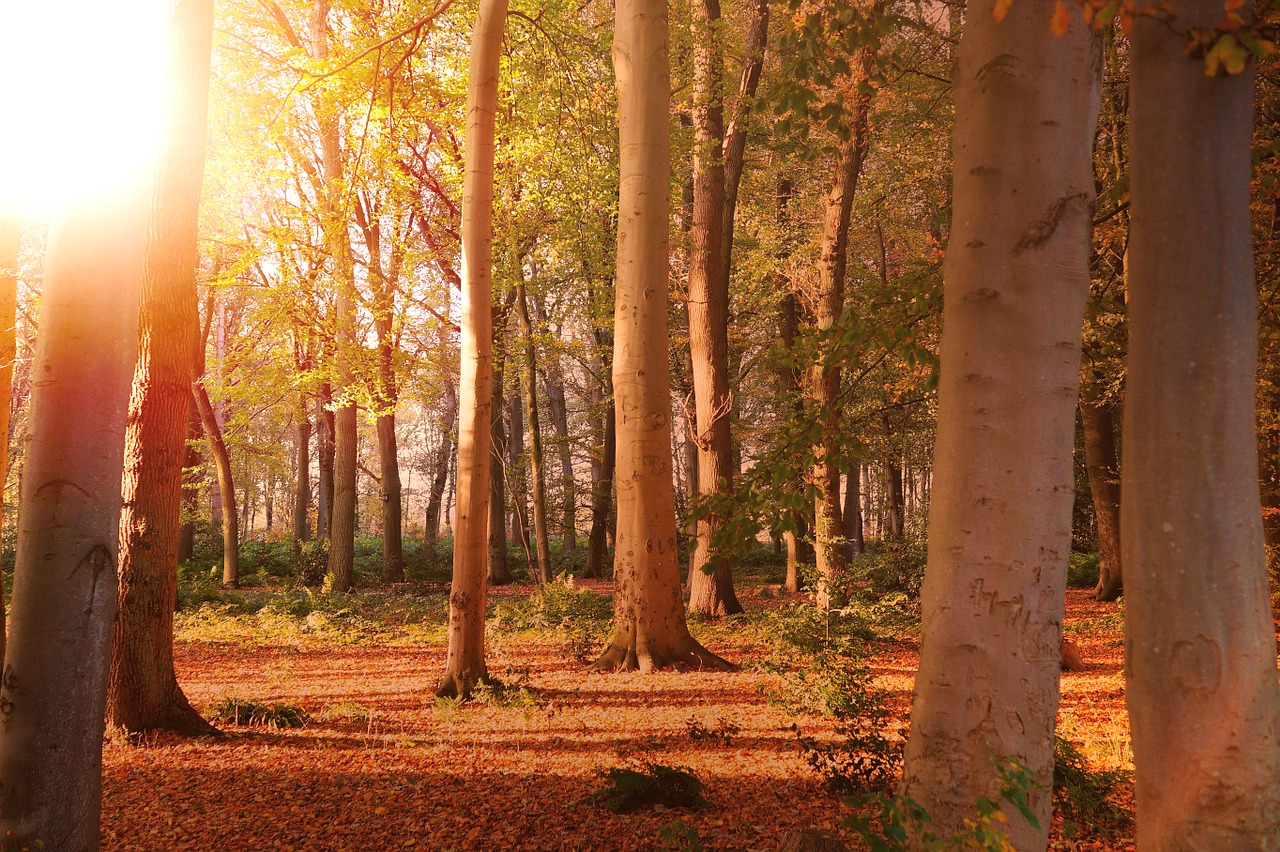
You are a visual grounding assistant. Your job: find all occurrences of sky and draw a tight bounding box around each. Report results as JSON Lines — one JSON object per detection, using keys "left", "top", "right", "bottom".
{"left": 0, "top": 0, "right": 168, "bottom": 217}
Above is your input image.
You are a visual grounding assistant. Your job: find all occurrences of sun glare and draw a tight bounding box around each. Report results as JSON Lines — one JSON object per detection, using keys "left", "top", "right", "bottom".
{"left": 0, "top": 1, "right": 167, "bottom": 217}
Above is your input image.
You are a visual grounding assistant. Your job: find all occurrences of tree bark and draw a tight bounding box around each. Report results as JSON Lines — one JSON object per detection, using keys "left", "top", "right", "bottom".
{"left": 437, "top": 0, "right": 507, "bottom": 699}
{"left": 193, "top": 382, "right": 240, "bottom": 587}
{"left": 585, "top": 341, "right": 615, "bottom": 580}
{"left": 534, "top": 300, "right": 578, "bottom": 553}
{"left": 293, "top": 403, "right": 312, "bottom": 549}
{"left": 488, "top": 335, "right": 513, "bottom": 585}
{"left": 506, "top": 390, "right": 530, "bottom": 550}
{"left": 842, "top": 463, "right": 864, "bottom": 560}
{"left": 316, "top": 385, "right": 334, "bottom": 540}
{"left": 0, "top": 215, "right": 17, "bottom": 662}
{"left": 1079, "top": 373, "right": 1121, "bottom": 601}
{"left": 1123, "top": 2, "right": 1280, "bottom": 844}
{"left": 424, "top": 378, "right": 457, "bottom": 544}
{"left": 811, "top": 77, "right": 874, "bottom": 610}
{"left": 593, "top": 0, "right": 731, "bottom": 672}
{"left": 898, "top": 3, "right": 1099, "bottom": 845}
{"left": 685, "top": 0, "right": 742, "bottom": 619}
{"left": 885, "top": 458, "right": 905, "bottom": 542}
{"left": 516, "top": 277, "right": 552, "bottom": 583}
{"left": 310, "top": 0, "right": 358, "bottom": 594}
{"left": 376, "top": 413, "right": 404, "bottom": 582}
{"left": 0, "top": 186, "right": 143, "bottom": 852}
{"left": 108, "top": 0, "right": 218, "bottom": 739}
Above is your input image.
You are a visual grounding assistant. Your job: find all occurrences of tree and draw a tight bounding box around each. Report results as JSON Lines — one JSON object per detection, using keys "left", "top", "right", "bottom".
{"left": 0, "top": 190, "right": 144, "bottom": 850}
{"left": 516, "top": 274, "right": 553, "bottom": 583}
{"left": 684, "top": 0, "right": 744, "bottom": 618}
{"left": 309, "top": 0, "right": 360, "bottom": 594}
{"left": 437, "top": 0, "right": 507, "bottom": 699}
{"left": 592, "top": 0, "right": 731, "bottom": 672}
{"left": 0, "top": 214, "right": 17, "bottom": 663}
{"left": 1123, "top": 0, "right": 1280, "bottom": 844}
{"left": 108, "top": 0, "right": 219, "bottom": 737}
{"left": 898, "top": 1, "right": 1100, "bottom": 845}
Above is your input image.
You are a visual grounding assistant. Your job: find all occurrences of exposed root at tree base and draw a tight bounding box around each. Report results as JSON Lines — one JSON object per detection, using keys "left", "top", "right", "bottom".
{"left": 590, "top": 641, "right": 736, "bottom": 673}
{"left": 114, "top": 700, "right": 223, "bottom": 739}
{"left": 435, "top": 670, "right": 495, "bottom": 701}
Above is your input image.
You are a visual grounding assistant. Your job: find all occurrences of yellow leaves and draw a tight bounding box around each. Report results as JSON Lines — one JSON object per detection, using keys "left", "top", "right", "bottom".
{"left": 1050, "top": 1, "right": 1072, "bottom": 36}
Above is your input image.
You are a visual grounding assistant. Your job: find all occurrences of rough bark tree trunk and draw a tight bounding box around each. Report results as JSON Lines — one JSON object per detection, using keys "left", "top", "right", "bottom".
{"left": 898, "top": 3, "right": 1099, "bottom": 845}
{"left": 193, "top": 382, "right": 240, "bottom": 587}
{"left": 0, "top": 186, "right": 144, "bottom": 852}
{"left": 516, "top": 277, "right": 552, "bottom": 583}
{"left": 592, "top": 0, "right": 731, "bottom": 672}
{"left": 685, "top": 0, "right": 743, "bottom": 619}
{"left": 293, "top": 403, "right": 311, "bottom": 549}
{"left": 585, "top": 341, "right": 615, "bottom": 580}
{"left": 108, "top": 0, "right": 218, "bottom": 738}
{"left": 310, "top": 0, "right": 358, "bottom": 594}
{"left": 424, "top": 379, "right": 457, "bottom": 544}
{"left": 0, "top": 215, "right": 16, "bottom": 662}
{"left": 1079, "top": 373, "right": 1121, "bottom": 601}
{"left": 1123, "top": 2, "right": 1280, "bottom": 844}
{"left": 437, "top": 0, "right": 507, "bottom": 699}
{"left": 811, "top": 77, "right": 873, "bottom": 610}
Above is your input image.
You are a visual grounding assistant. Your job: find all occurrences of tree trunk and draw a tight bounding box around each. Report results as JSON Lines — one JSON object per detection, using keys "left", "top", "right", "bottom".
{"left": 516, "top": 277, "right": 552, "bottom": 583}
{"left": 488, "top": 346, "right": 512, "bottom": 585}
{"left": 310, "top": 0, "right": 357, "bottom": 594}
{"left": 1123, "top": 2, "right": 1280, "bottom": 844}
{"left": 1079, "top": 373, "right": 1121, "bottom": 601}
{"left": 885, "top": 458, "right": 905, "bottom": 542}
{"left": 536, "top": 314, "right": 578, "bottom": 553}
{"left": 898, "top": 4, "right": 1099, "bottom": 845}
{"left": 0, "top": 215, "right": 17, "bottom": 662}
{"left": 193, "top": 382, "right": 240, "bottom": 587}
{"left": 685, "top": 0, "right": 743, "bottom": 619}
{"left": 811, "top": 76, "right": 874, "bottom": 610}
{"left": 585, "top": 342, "right": 615, "bottom": 580}
{"left": 178, "top": 406, "right": 202, "bottom": 565}
{"left": 293, "top": 403, "right": 311, "bottom": 549}
{"left": 718, "top": 0, "right": 768, "bottom": 293}
{"left": 843, "top": 463, "right": 864, "bottom": 560}
{"left": 0, "top": 186, "right": 143, "bottom": 852}
{"left": 592, "top": 0, "right": 731, "bottom": 673}
{"left": 506, "top": 389, "right": 530, "bottom": 550}
{"left": 437, "top": 0, "right": 507, "bottom": 699}
{"left": 108, "top": 0, "right": 218, "bottom": 739}
{"left": 377, "top": 413, "right": 404, "bottom": 582}
{"left": 776, "top": 186, "right": 810, "bottom": 595}
{"left": 316, "top": 386, "right": 334, "bottom": 540}
{"left": 424, "top": 379, "right": 457, "bottom": 544}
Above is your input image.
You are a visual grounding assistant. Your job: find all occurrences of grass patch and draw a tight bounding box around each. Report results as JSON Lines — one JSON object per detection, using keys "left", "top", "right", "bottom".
{"left": 592, "top": 763, "right": 709, "bottom": 813}
{"left": 207, "top": 697, "right": 309, "bottom": 729}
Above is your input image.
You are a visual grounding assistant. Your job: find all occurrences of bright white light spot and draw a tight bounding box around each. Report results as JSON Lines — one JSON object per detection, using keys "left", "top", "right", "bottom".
{"left": 0, "top": 1, "right": 167, "bottom": 217}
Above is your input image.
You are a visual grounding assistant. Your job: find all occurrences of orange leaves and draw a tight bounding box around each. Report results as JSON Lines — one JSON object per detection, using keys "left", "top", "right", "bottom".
{"left": 993, "top": 0, "right": 1015, "bottom": 23}
{"left": 1051, "top": 1, "right": 1072, "bottom": 36}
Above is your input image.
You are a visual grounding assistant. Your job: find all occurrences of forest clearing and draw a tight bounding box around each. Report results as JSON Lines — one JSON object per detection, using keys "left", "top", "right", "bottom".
{"left": 100, "top": 554, "right": 1135, "bottom": 851}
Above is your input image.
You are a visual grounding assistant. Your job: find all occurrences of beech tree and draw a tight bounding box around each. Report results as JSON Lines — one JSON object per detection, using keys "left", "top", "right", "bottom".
{"left": 1123, "top": 0, "right": 1280, "bottom": 843}
{"left": 108, "top": 0, "right": 218, "bottom": 736}
{"left": 437, "top": 0, "right": 507, "bottom": 699}
{"left": 898, "top": 0, "right": 1100, "bottom": 845}
{"left": 592, "top": 0, "right": 731, "bottom": 672}
{"left": 0, "top": 214, "right": 16, "bottom": 662}
{"left": 0, "top": 190, "right": 144, "bottom": 849}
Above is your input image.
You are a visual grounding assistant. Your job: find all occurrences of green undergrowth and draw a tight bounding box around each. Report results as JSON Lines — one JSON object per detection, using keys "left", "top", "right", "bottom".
{"left": 753, "top": 602, "right": 905, "bottom": 795}
{"left": 207, "top": 697, "right": 309, "bottom": 729}
{"left": 175, "top": 586, "right": 450, "bottom": 647}
{"left": 1052, "top": 735, "right": 1133, "bottom": 840}
{"left": 489, "top": 576, "right": 613, "bottom": 660}
{"left": 592, "top": 763, "right": 709, "bottom": 813}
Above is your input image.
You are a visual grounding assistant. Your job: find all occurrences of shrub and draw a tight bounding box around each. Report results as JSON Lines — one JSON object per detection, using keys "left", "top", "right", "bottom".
{"left": 207, "top": 697, "right": 309, "bottom": 729}
{"left": 755, "top": 603, "right": 904, "bottom": 795}
{"left": 1066, "top": 552, "right": 1101, "bottom": 589}
{"left": 848, "top": 540, "right": 928, "bottom": 601}
{"left": 592, "top": 764, "right": 709, "bottom": 813}
{"left": 1053, "top": 735, "right": 1133, "bottom": 840}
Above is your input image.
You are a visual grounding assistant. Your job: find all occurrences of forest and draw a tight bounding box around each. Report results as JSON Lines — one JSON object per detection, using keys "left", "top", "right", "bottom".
{"left": 0, "top": 0, "right": 1279, "bottom": 848}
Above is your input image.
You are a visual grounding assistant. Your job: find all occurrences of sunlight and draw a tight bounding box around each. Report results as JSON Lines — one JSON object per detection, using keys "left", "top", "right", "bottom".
{"left": 0, "top": 1, "right": 167, "bottom": 217}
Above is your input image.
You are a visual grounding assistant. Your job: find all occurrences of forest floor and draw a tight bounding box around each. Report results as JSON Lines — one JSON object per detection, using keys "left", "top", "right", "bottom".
{"left": 101, "top": 572, "right": 1134, "bottom": 851}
